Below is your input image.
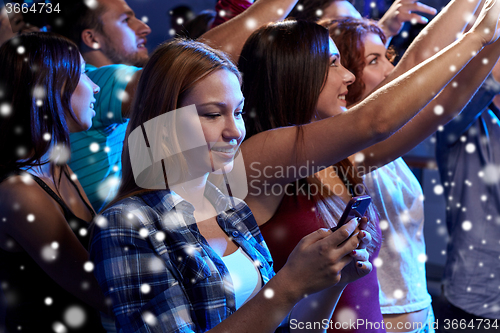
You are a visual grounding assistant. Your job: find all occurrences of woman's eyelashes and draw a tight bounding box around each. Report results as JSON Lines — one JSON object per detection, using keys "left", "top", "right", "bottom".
{"left": 234, "top": 109, "right": 245, "bottom": 118}
{"left": 368, "top": 56, "right": 378, "bottom": 65}
{"left": 330, "top": 58, "right": 338, "bottom": 67}
{"left": 201, "top": 109, "right": 245, "bottom": 119}
{"left": 203, "top": 113, "right": 221, "bottom": 119}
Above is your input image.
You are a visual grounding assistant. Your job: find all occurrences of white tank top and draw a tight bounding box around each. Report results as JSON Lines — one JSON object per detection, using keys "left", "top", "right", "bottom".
{"left": 222, "top": 248, "right": 262, "bottom": 309}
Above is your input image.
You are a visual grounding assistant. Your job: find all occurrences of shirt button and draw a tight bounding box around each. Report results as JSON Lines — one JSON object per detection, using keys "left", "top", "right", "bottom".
{"left": 231, "top": 231, "right": 239, "bottom": 238}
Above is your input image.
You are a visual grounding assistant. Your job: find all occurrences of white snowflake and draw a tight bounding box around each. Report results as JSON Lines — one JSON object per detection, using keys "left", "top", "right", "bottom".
{"left": 417, "top": 254, "right": 428, "bottom": 263}
{"left": 83, "top": 261, "right": 94, "bottom": 272}
{"left": 245, "top": 18, "right": 257, "bottom": 30}
{"left": 143, "top": 311, "right": 158, "bottom": 326}
{"left": 264, "top": 288, "right": 274, "bottom": 299}
{"left": 139, "top": 228, "right": 149, "bottom": 238}
{"left": 52, "top": 322, "right": 68, "bottom": 333}
{"left": 393, "top": 289, "right": 404, "bottom": 299}
{"left": 41, "top": 245, "right": 58, "bottom": 261}
{"left": 148, "top": 257, "right": 165, "bottom": 272}
{"left": 84, "top": 0, "right": 98, "bottom": 9}
{"left": 89, "top": 142, "right": 99, "bottom": 152}
{"left": 49, "top": 144, "right": 71, "bottom": 165}
{"left": 465, "top": 143, "right": 476, "bottom": 153}
{"left": 63, "top": 306, "right": 86, "bottom": 328}
{"left": 335, "top": 308, "right": 358, "bottom": 323}
{"left": 433, "top": 185, "right": 444, "bottom": 195}
{"left": 94, "top": 216, "right": 108, "bottom": 228}
{"left": 481, "top": 164, "right": 500, "bottom": 185}
{"left": 354, "top": 152, "right": 365, "bottom": 163}
{"left": 140, "top": 283, "right": 151, "bottom": 294}
{"left": 155, "top": 231, "right": 165, "bottom": 241}
{"left": 462, "top": 221, "right": 472, "bottom": 231}
{"left": 379, "top": 220, "right": 389, "bottom": 230}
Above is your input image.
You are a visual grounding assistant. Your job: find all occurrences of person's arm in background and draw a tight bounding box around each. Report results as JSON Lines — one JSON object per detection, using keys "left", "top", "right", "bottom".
{"left": 123, "top": 0, "right": 298, "bottom": 116}
{"left": 0, "top": 5, "right": 40, "bottom": 46}
{"left": 355, "top": 0, "right": 500, "bottom": 169}
{"left": 199, "top": 0, "right": 299, "bottom": 63}
{"left": 210, "top": 0, "right": 254, "bottom": 28}
{"left": 377, "top": 0, "right": 437, "bottom": 46}
{"left": 386, "top": 0, "right": 486, "bottom": 80}
{"left": 436, "top": 67, "right": 500, "bottom": 148}
{"left": 359, "top": 35, "right": 500, "bottom": 169}
{"left": 243, "top": 0, "right": 500, "bottom": 189}
{"left": 0, "top": 6, "right": 16, "bottom": 46}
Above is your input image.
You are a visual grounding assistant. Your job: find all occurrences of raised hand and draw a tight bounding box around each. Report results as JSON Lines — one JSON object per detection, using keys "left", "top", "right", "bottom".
{"left": 378, "top": 0, "right": 437, "bottom": 39}
{"left": 470, "top": 0, "right": 500, "bottom": 45}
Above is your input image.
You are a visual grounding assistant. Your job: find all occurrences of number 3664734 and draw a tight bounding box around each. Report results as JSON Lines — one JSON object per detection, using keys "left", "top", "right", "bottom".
{"left": 5, "top": 2, "right": 61, "bottom": 14}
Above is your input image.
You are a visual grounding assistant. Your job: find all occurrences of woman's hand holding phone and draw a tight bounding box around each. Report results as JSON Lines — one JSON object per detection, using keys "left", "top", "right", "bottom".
{"left": 340, "top": 216, "right": 373, "bottom": 285}
{"left": 278, "top": 217, "right": 372, "bottom": 299}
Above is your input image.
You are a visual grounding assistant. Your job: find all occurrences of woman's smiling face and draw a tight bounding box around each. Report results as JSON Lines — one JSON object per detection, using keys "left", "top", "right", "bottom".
{"left": 315, "top": 38, "right": 356, "bottom": 120}
{"left": 178, "top": 69, "right": 245, "bottom": 175}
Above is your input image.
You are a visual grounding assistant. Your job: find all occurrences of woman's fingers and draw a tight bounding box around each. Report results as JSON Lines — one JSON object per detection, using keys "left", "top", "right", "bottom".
{"left": 358, "top": 216, "right": 369, "bottom": 232}
{"left": 350, "top": 248, "right": 369, "bottom": 262}
{"left": 356, "top": 228, "right": 372, "bottom": 250}
{"left": 407, "top": 1, "right": 438, "bottom": 16}
{"left": 329, "top": 218, "right": 359, "bottom": 245}
{"left": 355, "top": 261, "right": 373, "bottom": 278}
{"left": 295, "top": 227, "right": 332, "bottom": 249}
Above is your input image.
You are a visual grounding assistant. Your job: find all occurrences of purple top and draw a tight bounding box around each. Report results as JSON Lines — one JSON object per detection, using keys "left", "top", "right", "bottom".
{"left": 261, "top": 185, "right": 385, "bottom": 333}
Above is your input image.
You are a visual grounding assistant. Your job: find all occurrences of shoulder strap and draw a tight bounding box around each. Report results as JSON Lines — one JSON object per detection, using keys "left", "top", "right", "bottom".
{"left": 29, "top": 173, "right": 75, "bottom": 219}
{"left": 62, "top": 168, "right": 96, "bottom": 218}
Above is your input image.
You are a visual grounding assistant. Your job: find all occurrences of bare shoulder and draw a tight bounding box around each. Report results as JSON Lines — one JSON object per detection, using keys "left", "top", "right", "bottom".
{"left": 0, "top": 174, "right": 64, "bottom": 235}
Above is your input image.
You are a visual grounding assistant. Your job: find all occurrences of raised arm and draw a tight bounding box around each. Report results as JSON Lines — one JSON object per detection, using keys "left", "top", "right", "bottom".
{"left": 359, "top": 30, "right": 500, "bottom": 169}
{"left": 199, "top": 0, "right": 299, "bottom": 63}
{"left": 122, "top": 0, "right": 299, "bottom": 117}
{"left": 377, "top": 0, "right": 437, "bottom": 45}
{"left": 242, "top": 0, "right": 500, "bottom": 187}
{"left": 385, "top": 0, "right": 485, "bottom": 81}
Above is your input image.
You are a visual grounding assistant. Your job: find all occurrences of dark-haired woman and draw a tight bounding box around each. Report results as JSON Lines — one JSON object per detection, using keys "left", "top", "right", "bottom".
{"left": 0, "top": 33, "right": 108, "bottom": 332}
{"left": 237, "top": 0, "right": 500, "bottom": 332}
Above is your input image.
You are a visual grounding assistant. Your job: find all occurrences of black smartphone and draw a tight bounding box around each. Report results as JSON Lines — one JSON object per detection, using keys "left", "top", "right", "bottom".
{"left": 331, "top": 195, "right": 372, "bottom": 232}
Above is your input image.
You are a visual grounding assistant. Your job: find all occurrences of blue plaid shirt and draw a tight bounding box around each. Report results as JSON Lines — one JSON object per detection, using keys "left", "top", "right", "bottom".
{"left": 90, "top": 184, "right": 289, "bottom": 332}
